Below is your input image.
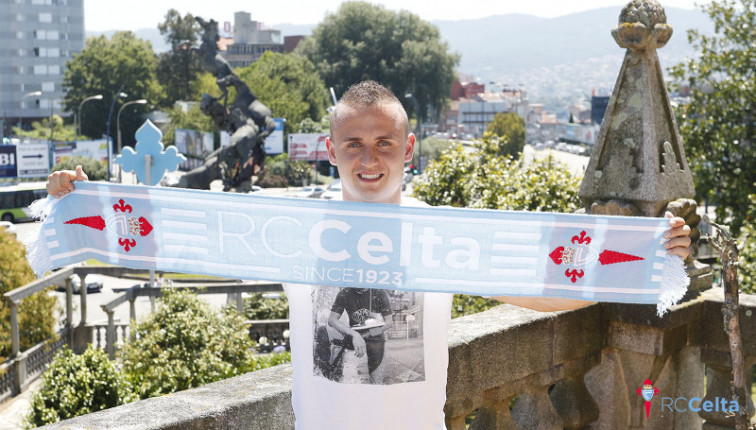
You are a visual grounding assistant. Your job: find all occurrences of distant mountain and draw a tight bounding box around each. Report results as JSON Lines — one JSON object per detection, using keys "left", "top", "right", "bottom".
{"left": 87, "top": 6, "right": 712, "bottom": 111}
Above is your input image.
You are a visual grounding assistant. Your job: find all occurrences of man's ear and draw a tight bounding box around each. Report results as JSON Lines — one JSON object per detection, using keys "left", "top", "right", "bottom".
{"left": 326, "top": 137, "right": 337, "bottom": 166}
{"left": 404, "top": 133, "right": 416, "bottom": 162}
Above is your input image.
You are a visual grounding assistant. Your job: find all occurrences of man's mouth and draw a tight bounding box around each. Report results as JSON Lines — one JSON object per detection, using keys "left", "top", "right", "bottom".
{"left": 358, "top": 173, "right": 383, "bottom": 180}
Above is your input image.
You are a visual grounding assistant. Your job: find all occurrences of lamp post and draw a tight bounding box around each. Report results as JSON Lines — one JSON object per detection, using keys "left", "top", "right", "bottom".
{"left": 117, "top": 99, "right": 147, "bottom": 155}
{"left": 18, "top": 90, "right": 42, "bottom": 131}
{"left": 76, "top": 94, "right": 103, "bottom": 137}
{"left": 106, "top": 90, "right": 127, "bottom": 182}
{"left": 117, "top": 99, "right": 147, "bottom": 183}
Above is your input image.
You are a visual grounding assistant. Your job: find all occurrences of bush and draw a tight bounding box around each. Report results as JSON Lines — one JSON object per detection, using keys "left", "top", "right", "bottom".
{"left": 243, "top": 293, "right": 289, "bottom": 320}
{"left": 25, "top": 346, "right": 136, "bottom": 428}
{"left": 451, "top": 295, "right": 501, "bottom": 319}
{"left": 258, "top": 153, "right": 311, "bottom": 187}
{"left": 51, "top": 155, "right": 108, "bottom": 182}
{"left": 0, "top": 229, "right": 57, "bottom": 359}
{"left": 413, "top": 135, "right": 582, "bottom": 212}
{"left": 121, "top": 288, "right": 256, "bottom": 398}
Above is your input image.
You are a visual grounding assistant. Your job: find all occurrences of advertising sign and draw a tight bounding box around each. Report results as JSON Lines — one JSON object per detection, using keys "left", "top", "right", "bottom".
{"left": 16, "top": 143, "right": 50, "bottom": 178}
{"left": 53, "top": 140, "right": 108, "bottom": 166}
{"left": 175, "top": 128, "right": 213, "bottom": 170}
{"left": 0, "top": 145, "right": 17, "bottom": 178}
{"left": 288, "top": 133, "right": 329, "bottom": 161}
{"left": 263, "top": 118, "right": 285, "bottom": 154}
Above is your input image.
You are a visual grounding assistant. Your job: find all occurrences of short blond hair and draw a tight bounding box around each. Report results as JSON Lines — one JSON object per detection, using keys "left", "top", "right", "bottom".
{"left": 330, "top": 80, "right": 409, "bottom": 137}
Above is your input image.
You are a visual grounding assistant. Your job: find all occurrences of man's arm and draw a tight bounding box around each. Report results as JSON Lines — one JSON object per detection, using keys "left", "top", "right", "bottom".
{"left": 495, "top": 212, "right": 692, "bottom": 312}
{"left": 46, "top": 165, "right": 88, "bottom": 198}
{"left": 328, "top": 311, "right": 367, "bottom": 357}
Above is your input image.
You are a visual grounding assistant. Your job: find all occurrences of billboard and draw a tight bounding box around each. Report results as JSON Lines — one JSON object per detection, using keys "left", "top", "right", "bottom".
{"left": 288, "top": 133, "right": 329, "bottom": 161}
{"left": 16, "top": 143, "right": 51, "bottom": 178}
{"left": 175, "top": 128, "right": 214, "bottom": 170}
{"left": 264, "top": 118, "right": 285, "bottom": 154}
{"left": 53, "top": 140, "right": 108, "bottom": 166}
{"left": 0, "top": 145, "right": 17, "bottom": 178}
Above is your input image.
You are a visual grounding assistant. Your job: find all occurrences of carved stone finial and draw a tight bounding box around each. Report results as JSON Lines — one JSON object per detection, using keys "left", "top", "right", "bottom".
{"left": 579, "top": 0, "right": 695, "bottom": 217}
{"left": 613, "top": 0, "right": 672, "bottom": 51}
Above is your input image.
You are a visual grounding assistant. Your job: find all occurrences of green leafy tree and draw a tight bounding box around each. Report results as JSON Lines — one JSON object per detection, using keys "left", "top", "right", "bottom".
{"left": 12, "top": 115, "right": 77, "bottom": 141}
{"left": 243, "top": 293, "right": 289, "bottom": 320}
{"left": 486, "top": 112, "right": 526, "bottom": 157}
{"left": 668, "top": 0, "right": 756, "bottom": 235}
{"left": 737, "top": 194, "right": 756, "bottom": 294}
{"left": 51, "top": 155, "right": 108, "bottom": 182}
{"left": 296, "top": 1, "right": 459, "bottom": 123}
{"left": 236, "top": 52, "right": 330, "bottom": 132}
{"left": 121, "top": 289, "right": 256, "bottom": 399}
{"left": 63, "top": 32, "right": 159, "bottom": 148}
{"left": 0, "top": 229, "right": 57, "bottom": 359}
{"left": 156, "top": 9, "right": 203, "bottom": 107}
{"left": 414, "top": 134, "right": 582, "bottom": 212}
{"left": 24, "top": 346, "right": 136, "bottom": 428}
{"left": 297, "top": 115, "right": 331, "bottom": 133}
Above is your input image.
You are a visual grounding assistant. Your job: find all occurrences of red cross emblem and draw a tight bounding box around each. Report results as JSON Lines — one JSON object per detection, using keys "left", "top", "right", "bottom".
{"left": 64, "top": 198, "right": 153, "bottom": 253}
{"left": 549, "top": 230, "right": 644, "bottom": 283}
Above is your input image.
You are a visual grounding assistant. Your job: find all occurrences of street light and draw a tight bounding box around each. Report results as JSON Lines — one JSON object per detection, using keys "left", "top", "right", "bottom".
{"left": 76, "top": 94, "right": 103, "bottom": 137}
{"left": 117, "top": 99, "right": 148, "bottom": 155}
{"left": 18, "top": 90, "right": 42, "bottom": 131}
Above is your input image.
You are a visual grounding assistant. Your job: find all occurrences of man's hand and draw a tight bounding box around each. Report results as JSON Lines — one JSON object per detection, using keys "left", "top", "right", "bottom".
{"left": 46, "top": 165, "right": 88, "bottom": 198}
{"left": 664, "top": 211, "right": 691, "bottom": 259}
{"left": 351, "top": 333, "right": 366, "bottom": 358}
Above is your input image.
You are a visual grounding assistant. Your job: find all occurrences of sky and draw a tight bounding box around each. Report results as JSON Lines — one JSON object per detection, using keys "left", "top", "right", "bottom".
{"left": 85, "top": 0, "right": 701, "bottom": 32}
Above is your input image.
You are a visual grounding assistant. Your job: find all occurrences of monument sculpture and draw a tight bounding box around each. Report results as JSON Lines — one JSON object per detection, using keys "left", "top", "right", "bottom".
{"left": 177, "top": 17, "right": 275, "bottom": 192}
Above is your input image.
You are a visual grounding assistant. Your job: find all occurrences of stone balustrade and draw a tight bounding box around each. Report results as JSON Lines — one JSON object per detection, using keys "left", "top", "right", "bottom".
{"left": 36, "top": 286, "right": 756, "bottom": 429}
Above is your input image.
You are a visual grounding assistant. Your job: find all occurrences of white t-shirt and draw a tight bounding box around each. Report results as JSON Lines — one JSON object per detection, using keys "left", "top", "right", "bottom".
{"left": 284, "top": 284, "right": 452, "bottom": 429}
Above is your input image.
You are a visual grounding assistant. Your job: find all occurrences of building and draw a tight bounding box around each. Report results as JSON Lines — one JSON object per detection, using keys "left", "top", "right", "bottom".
{"left": 0, "top": 0, "right": 85, "bottom": 137}
{"left": 222, "top": 11, "right": 284, "bottom": 68}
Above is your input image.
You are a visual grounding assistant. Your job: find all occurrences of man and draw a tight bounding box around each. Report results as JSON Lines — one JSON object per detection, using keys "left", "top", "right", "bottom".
{"left": 47, "top": 81, "right": 691, "bottom": 429}
{"left": 327, "top": 287, "right": 394, "bottom": 383}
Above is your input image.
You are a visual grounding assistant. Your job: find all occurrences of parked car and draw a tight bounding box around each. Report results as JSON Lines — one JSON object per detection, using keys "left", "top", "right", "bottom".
{"left": 321, "top": 180, "right": 342, "bottom": 200}
{"left": 0, "top": 221, "right": 17, "bottom": 238}
{"left": 295, "top": 185, "right": 325, "bottom": 199}
{"left": 69, "top": 274, "right": 104, "bottom": 294}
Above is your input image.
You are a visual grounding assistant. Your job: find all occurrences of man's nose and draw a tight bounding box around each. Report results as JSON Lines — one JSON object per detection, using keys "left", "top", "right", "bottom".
{"left": 360, "top": 146, "right": 379, "bottom": 166}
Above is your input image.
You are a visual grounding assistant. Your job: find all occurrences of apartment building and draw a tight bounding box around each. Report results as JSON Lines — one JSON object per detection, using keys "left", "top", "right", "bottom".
{"left": 0, "top": 0, "right": 85, "bottom": 136}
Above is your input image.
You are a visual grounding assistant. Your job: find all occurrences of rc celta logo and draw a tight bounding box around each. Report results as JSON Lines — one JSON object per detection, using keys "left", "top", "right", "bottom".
{"left": 637, "top": 379, "right": 659, "bottom": 419}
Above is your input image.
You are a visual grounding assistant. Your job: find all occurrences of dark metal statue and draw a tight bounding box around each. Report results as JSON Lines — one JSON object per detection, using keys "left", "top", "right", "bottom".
{"left": 178, "top": 17, "right": 274, "bottom": 192}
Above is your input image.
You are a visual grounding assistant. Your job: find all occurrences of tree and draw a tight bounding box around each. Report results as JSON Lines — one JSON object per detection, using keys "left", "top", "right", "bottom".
{"left": 63, "top": 32, "right": 159, "bottom": 148}
{"left": 486, "top": 112, "right": 526, "bottom": 157}
{"left": 156, "top": 9, "right": 203, "bottom": 108}
{"left": 413, "top": 134, "right": 582, "bottom": 212}
{"left": 11, "top": 115, "right": 77, "bottom": 141}
{"left": 162, "top": 103, "right": 217, "bottom": 150}
{"left": 51, "top": 155, "right": 108, "bottom": 182}
{"left": 236, "top": 52, "right": 330, "bottom": 132}
{"left": 0, "top": 229, "right": 58, "bottom": 359}
{"left": 668, "top": 0, "right": 756, "bottom": 235}
{"left": 25, "top": 346, "right": 136, "bottom": 428}
{"left": 121, "top": 289, "right": 256, "bottom": 399}
{"left": 296, "top": 1, "right": 459, "bottom": 123}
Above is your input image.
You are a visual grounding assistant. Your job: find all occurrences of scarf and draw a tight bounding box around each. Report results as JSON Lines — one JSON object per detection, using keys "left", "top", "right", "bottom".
{"left": 27, "top": 182, "right": 689, "bottom": 315}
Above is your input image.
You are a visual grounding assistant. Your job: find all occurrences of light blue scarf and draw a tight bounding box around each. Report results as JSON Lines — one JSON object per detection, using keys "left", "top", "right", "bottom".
{"left": 27, "top": 182, "right": 688, "bottom": 315}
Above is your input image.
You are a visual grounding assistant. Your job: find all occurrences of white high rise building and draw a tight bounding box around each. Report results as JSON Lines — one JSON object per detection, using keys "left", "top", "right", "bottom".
{"left": 0, "top": 0, "right": 84, "bottom": 137}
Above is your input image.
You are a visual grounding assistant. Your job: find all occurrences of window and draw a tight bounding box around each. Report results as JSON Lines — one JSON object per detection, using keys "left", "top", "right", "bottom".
{"left": 37, "top": 30, "right": 47, "bottom": 39}
{"left": 33, "top": 47, "right": 40, "bottom": 57}
{"left": 39, "top": 13, "right": 52, "bottom": 23}
{"left": 16, "top": 31, "right": 24, "bottom": 39}
{"left": 60, "top": 15, "right": 67, "bottom": 23}
{"left": 42, "top": 82, "right": 54, "bottom": 92}
{"left": 48, "top": 30, "right": 59, "bottom": 40}
{"left": 48, "top": 48, "right": 59, "bottom": 57}
{"left": 48, "top": 65, "right": 60, "bottom": 75}
{"left": 34, "top": 64, "right": 47, "bottom": 74}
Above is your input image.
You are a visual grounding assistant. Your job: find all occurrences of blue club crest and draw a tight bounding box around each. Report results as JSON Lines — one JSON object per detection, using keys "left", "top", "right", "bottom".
{"left": 115, "top": 120, "right": 185, "bottom": 186}
{"left": 642, "top": 388, "right": 655, "bottom": 401}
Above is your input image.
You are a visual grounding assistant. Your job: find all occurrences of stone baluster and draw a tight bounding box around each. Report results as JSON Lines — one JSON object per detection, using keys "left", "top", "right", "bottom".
{"left": 511, "top": 386, "right": 563, "bottom": 429}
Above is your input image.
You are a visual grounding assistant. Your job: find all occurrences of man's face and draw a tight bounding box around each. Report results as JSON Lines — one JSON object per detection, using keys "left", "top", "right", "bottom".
{"left": 326, "top": 104, "right": 414, "bottom": 204}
